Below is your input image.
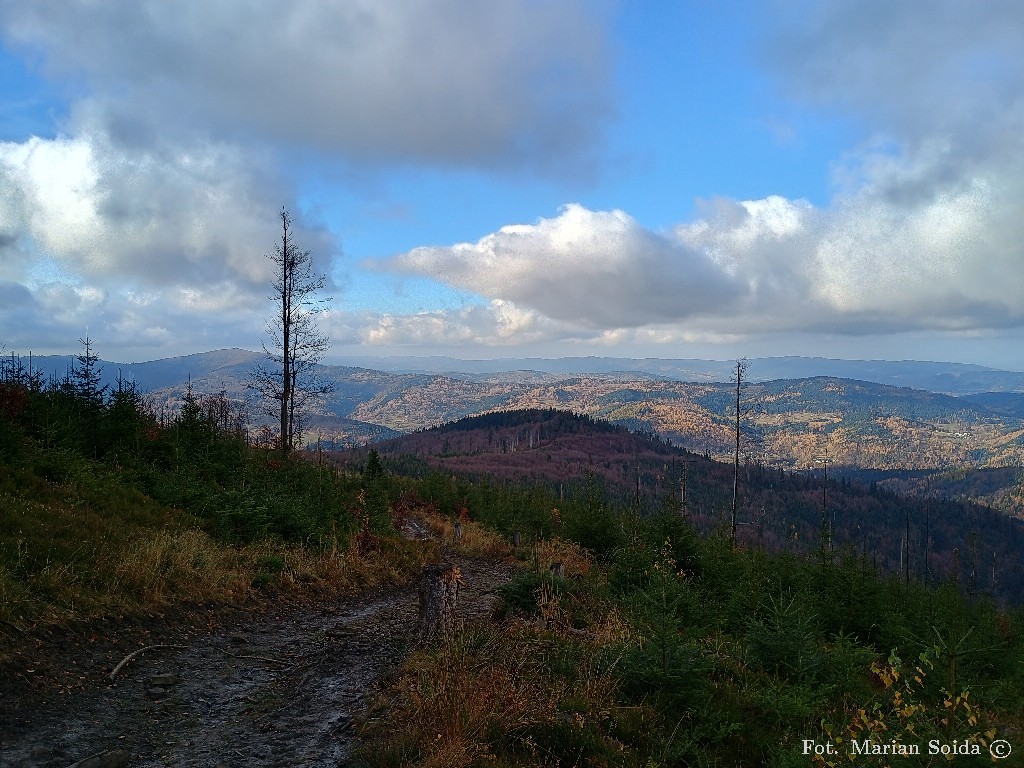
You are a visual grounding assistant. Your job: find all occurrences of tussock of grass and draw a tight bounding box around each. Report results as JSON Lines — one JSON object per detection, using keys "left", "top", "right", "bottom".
{"left": 0, "top": 484, "right": 432, "bottom": 639}
{"left": 419, "top": 509, "right": 514, "bottom": 560}
{"left": 113, "top": 528, "right": 427, "bottom": 603}
{"left": 353, "top": 620, "right": 629, "bottom": 768}
{"left": 530, "top": 535, "right": 593, "bottom": 578}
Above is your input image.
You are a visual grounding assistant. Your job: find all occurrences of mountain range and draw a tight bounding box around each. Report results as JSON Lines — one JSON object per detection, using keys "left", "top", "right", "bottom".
{"left": 17, "top": 348, "right": 1024, "bottom": 474}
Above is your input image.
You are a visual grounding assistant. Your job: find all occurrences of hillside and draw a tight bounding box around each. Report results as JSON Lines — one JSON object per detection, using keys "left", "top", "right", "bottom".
{"left": 342, "top": 409, "right": 1024, "bottom": 605}
{"left": 347, "top": 374, "right": 1024, "bottom": 471}
{"left": 22, "top": 349, "right": 1024, "bottom": 470}
{"left": 4, "top": 354, "right": 1024, "bottom": 766}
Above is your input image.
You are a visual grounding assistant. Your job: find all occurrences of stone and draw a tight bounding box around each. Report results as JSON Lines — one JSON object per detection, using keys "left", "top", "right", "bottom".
{"left": 149, "top": 672, "right": 179, "bottom": 686}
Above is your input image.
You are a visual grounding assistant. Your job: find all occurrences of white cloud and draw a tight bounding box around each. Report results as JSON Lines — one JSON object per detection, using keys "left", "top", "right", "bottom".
{"left": 378, "top": 139, "right": 1024, "bottom": 337}
{"left": 376, "top": 1, "right": 1024, "bottom": 343}
{"left": 354, "top": 300, "right": 568, "bottom": 348}
{"left": 0, "top": 1, "right": 613, "bottom": 358}
{"left": 382, "top": 204, "right": 742, "bottom": 329}
{"left": 766, "top": 0, "right": 1024, "bottom": 152}
{"left": 0, "top": 111, "right": 344, "bottom": 357}
{"left": 4, "top": 0, "right": 1023, "bottom": 359}
{"left": 0, "top": 124, "right": 320, "bottom": 290}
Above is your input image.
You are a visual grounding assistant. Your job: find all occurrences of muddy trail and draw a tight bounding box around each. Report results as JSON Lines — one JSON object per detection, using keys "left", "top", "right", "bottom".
{"left": 0, "top": 556, "right": 514, "bottom": 768}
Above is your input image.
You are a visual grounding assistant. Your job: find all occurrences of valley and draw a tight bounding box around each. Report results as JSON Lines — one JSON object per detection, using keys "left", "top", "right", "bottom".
{"left": 27, "top": 348, "right": 1024, "bottom": 481}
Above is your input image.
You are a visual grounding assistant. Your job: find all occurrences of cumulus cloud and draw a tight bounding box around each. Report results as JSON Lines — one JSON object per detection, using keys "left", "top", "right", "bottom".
{"left": 0, "top": 0, "right": 610, "bottom": 170}
{"left": 766, "top": 0, "right": 1024, "bottom": 151}
{"left": 382, "top": 204, "right": 742, "bottom": 329}
{"left": 0, "top": 115, "right": 339, "bottom": 306}
{"left": 0, "top": 126, "right": 319, "bottom": 288}
{"left": 0, "top": 115, "right": 341, "bottom": 356}
{"left": 378, "top": 1, "right": 1024, "bottom": 341}
{"left": 0, "top": 1, "right": 613, "bottom": 357}
{"left": 379, "top": 146, "right": 1024, "bottom": 337}
{"left": 4, "top": 0, "right": 1022, "bottom": 357}
{"left": 342, "top": 300, "right": 566, "bottom": 348}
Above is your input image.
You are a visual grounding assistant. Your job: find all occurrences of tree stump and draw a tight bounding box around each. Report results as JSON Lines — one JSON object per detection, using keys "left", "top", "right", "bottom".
{"left": 418, "top": 563, "right": 461, "bottom": 644}
{"left": 549, "top": 561, "right": 564, "bottom": 579}
{"left": 453, "top": 520, "right": 463, "bottom": 542}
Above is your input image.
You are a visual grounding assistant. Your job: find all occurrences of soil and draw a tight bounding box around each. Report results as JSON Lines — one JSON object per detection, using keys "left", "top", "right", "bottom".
{"left": 0, "top": 555, "right": 514, "bottom": 768}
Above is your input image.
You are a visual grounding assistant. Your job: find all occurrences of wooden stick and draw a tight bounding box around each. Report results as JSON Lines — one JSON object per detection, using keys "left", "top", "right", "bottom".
{"left": 109, "top": 644, "right": 186, "bottom": 681}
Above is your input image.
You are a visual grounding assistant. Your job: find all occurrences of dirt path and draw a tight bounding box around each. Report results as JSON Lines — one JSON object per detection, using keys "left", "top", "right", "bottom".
{"left": 0, "top": 556, "right": 514, "bottom": 768}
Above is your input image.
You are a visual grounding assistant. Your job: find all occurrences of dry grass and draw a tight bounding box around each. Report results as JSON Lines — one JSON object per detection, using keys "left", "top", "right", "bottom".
{"left": 0, "top": 488, "right": 434, "bottom": 637}
{"left": 529, "top": 536, "right": 593, "bottom": 578}
{"left": 110, "top": 527, "right": 430, "bottom": 604}
{"left": 355, "top": 619, "right": 627, "bottom": 768}
{"left": 419, "top": 509, "right": 514, "bottom": 560}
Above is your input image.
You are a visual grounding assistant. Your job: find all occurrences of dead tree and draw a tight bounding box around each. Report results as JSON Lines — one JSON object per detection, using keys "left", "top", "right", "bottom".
{"left": 730, "top": 358, "right": 748, "bottom": 548}
{"left": 249, "top": 207, "right": 332, "bottom": 455}
{"left": 418, "top": 563, "right": 462, "bottom": 644}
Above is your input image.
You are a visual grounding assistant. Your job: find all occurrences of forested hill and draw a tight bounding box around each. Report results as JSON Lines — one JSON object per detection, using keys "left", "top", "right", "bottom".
{"left": 16, "top": 349, "right": 1024, "bottom": 470}
{"left": 342, "top": 408, "right": 1024, "bottom": 605}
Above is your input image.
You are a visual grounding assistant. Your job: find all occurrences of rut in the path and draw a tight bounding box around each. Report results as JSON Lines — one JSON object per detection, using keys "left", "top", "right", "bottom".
{"left": 0, "top": 557, "right": 513, "bottom": 768}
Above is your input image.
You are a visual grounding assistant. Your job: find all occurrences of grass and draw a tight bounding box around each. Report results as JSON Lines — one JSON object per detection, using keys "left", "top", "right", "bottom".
{"left": 0, "top": 459, "right": 436, "bottom": 651}
{"left": 351, "top": 535, "right": 641, "bottom": 768}
{"left": 348, "top": 522, "right": 1024, "bottom": 768}
{"left": 352, "top": 619, "right": 631, "bottom": 768}
{"left": 418, "top": 507, "right": 515, "bottom": 560}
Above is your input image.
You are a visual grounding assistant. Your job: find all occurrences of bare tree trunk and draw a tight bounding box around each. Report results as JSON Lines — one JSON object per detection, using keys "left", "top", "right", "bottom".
{"left": 418, "top": 563, "right": 461, "bottom": 644}
{"left": 731, "top": 358, "right": 747, "bottom": 548}
{"left": 279, "top": 209, "right": 292, "bottom": 454}
{"left": 250, "top": 207, "right": 332, "bottom": 456}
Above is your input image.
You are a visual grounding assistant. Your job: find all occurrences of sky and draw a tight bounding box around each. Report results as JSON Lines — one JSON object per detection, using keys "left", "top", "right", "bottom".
{"left": 2, "top": 1, "right": 1024, "bottom": 369}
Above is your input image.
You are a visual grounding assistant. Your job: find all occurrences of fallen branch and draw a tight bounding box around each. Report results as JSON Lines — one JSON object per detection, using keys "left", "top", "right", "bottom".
{"left": 109, "top": 644, "right": 186, "bottom": 681}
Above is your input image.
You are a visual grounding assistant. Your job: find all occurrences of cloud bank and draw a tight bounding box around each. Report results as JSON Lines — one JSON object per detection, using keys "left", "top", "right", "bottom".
{"left": 0, "top": 1, "right": 612, "bottom": 356}
{"left": 376, "top": 0, "right": 1024, "bottom": 346}
{"left": 0, "top": 0, "right": 609, "bottom": 169}
{"left": 2, "top": 0, "right": 1023, "bottom": 359}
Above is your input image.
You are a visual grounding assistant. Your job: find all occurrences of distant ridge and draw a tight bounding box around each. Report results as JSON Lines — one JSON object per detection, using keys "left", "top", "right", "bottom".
{"left": 21, "top": 348, "right": 263, "bottom": 391}
{"left": 16, "top": 348, "right": 1024, "bottom": 394}
{"left": 337, "top": 354, "right": 1024, "bottom": 394}
{"left": 12, "top": 348, "right": 1024, "bottom": 468}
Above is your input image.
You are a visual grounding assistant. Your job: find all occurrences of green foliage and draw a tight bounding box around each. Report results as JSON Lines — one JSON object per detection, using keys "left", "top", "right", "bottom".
{"left": 496, "top": 570, "right": 546, "bottom": 616}
{"left": 4, "top": 344, "right": 1023, "bottom": 763}
{"left": 618, "top": 544, "right": 707, "bottom": 716}
{"left": 404, "top": 470, "right": 1024, "bottom": 767}
{"left": 0, "top": 348, "right": 376, "bottom": 550}
{"left": 744, "top": 593, "right": 821, "bottom": 683}
{"left": 814, "top": 647, "right": 997, "bottom": 767}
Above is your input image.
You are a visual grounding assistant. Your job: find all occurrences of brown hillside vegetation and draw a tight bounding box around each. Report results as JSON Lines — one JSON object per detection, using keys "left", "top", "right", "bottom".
{"left": 341, "top": 409, "right": 1024, "bottom": 604}
{"left": 340, "top": 376, "right": 1024, "bottom": 471}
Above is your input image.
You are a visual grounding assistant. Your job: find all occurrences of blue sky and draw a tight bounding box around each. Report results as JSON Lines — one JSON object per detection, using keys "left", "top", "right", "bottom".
{"left": 2, "top": 1, "right": 1024, "bottom": 369}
